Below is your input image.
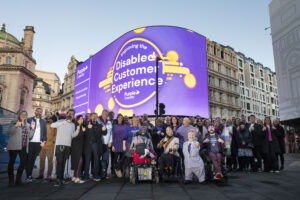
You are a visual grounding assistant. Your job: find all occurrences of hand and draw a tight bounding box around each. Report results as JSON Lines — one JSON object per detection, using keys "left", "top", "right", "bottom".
{"left": 272, "top": 126, "right": 276, "bottom": 130}
{"left": 77, "top": 126, "right": 80, "bottom": 130}
{"left": 88, "top": 122, "right": 92, "bottom": 129}
{"left": 157, "top": 131, "right": 161, "bottom": 135}
{"left": 108, "top": 143, "right": 112, "bottom": 148}
{"left": 40, "top": 142, "right": 45, "bottom": 147}
{"left": 63, "top": 120, "right": 68, "bottom": 125}
{"left": 112, "top": 146, "right": 115, "bottom": 152}
{"left": 102, "top": 125, "right": 106, "bottom": 131}
{"left": 251, "top": 127, "right": 255, "bottom": 131}
{"left": 242, "top": 141, "right": 246, "bottom": 145}
{"left": 15, "top": 121, "right": 22, "bottom": 127}
{"left": 218, "top": 138, "right": 224, "bottom": 143}
{"left": 204, "top": 138, "right": 209, "bottom": 143}
{"left": 262, "top": 126, "right": 266, "bottom": 131}
{"left": 196, "top": 142, "right": 200, "bottom": 148}
{"left": 31, "top": 121, "right": 35, "bottom": 129}
{"left": 169, "top": 151, "right": 174, "bottom": 154}
{"left": 160, "top": 132, "right": 164, "bottom": 136}
{"left": 82, "top": 127, "right": 86, "bottom": 132}
{"left": 123, "top": 145, "right": 126, "bottom": 152}
{"left": 163, "top": 137, "right": 168, "bottom": 142}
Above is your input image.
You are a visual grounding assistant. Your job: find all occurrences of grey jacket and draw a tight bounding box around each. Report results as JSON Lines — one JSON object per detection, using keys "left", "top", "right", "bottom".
{"left": 7, "top": 120, "right": 35, "bottom": 153}
{"left": 183, "top": 141, "right": 203, "bottom": 168}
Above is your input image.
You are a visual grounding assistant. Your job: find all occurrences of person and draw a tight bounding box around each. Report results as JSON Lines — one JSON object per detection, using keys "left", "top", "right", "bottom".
{"left": 83, "top": 112, "right": 107, "bottom": 182}
{"left": 170, "top": 116, "right": 180, "bottom": 133}
{"left": 123, "top": 115, "right": 130, "bottom": 126}
{"left": 248, "top": 115, "right": 263, "bottom": 172}
{"left": 262, "top": 117, "right": 280, "bottom": 173}
{"left": 71, "top": 115, "right": 86, "bottom": 183}
{"left": 151, "top": 118, "right": 166, "bottom": 157}
{"left": 236, "top": 122, "right": 253, "bottom": 172}
{"left": 112, "top": 114, "right": 128, "bottom": 178}
{"left": 183, "top": 129, "right": 205, "bottom": 183}
{"left": 158, "top": 127, "right": 180, "bottom": 177}
{"left": 7, "top": 111, "right": 35, "bottom": 186}
{"left": 130, "top": 127, "right": 155, "bottom": 159}
{"left": 203, "top": 124, "right": 224, "bottom": 179}
{"left": 26, "top": 108, "right": 47, "bottom": 182}
{"left": 38, "top": 111, "right": 57, "bottom": 180}
{"left": 121, "top": 116, "right": 140, "bottom": 175}
{"left": 221, "top": 119, "right": 233, "bottom": 171}
{"left": 51, "top": 109, "right": 79, "bottom": 186}
{"left": 84, "top": 113, "right": 91, "bottom": 125}
{"left": 273, "top": 119, "right": 286, "bottom": 170}
{"left": 195, "top": 118, "right": 207, "bottom": 142}
{"left": 98, "top": 110, "right": 112, "bottom": 179}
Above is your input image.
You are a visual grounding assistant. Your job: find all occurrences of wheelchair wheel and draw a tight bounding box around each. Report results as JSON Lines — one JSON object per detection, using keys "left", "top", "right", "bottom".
{"left": 129, "top": 166, "right": 136, "bottom": 184}
{"left": 154, "top": 170, "right": 160, "bottom": 184}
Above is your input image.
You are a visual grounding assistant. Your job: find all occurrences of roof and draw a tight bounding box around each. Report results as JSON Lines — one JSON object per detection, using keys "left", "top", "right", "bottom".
{"left": 0, "top": 30, "right": 21, "bottom": 46}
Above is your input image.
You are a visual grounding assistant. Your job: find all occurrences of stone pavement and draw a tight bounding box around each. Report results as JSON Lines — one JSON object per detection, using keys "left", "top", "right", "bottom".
{"left": 0, "top": 154, "right": 300, "bottom": 200}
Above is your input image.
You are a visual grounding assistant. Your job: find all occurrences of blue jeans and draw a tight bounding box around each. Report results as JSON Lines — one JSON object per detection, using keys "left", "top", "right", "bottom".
{"left": 84, "top": 143, "right": 101, "bottom": 179}
{"left": 101, "top": 144, "right": 109, "bottom": 178}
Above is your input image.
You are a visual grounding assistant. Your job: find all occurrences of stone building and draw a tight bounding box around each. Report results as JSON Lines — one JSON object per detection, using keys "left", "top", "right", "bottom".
{"left": 0, "top": 24, "right": 36, "bottom": 115}
{"left": 237, "top": 53, "right": 279, "bottom": 120}
{"left": 206, "top": 39, "right": 241, "bottom": 119}
{"left": 32, "top": 78, "right": 52, "bottom": 115}
{"left": 34, "top": 70, "right": 60, "bottom": 96}
{"left": 52, "top": 56, "right": 81, "bottom": 112}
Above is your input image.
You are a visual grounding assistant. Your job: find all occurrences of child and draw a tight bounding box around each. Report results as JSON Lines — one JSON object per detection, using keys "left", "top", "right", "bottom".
{"left": 203, "top": 123, "right": 224, "bottom": 179}
{"left": 183, "top": 129, "right": 205, "bottom": 183}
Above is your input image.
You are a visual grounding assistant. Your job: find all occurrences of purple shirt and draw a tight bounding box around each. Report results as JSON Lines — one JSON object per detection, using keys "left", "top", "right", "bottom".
{"left": 112, "top": 124, "right": 128, "bottom": 152}
{"left": 122, "top": 126, "right": 140, "bottom": 146}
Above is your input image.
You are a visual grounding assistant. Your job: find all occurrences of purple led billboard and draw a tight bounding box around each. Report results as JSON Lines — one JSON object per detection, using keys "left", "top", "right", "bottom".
{"left": 74, "top": 26, "right": 209, "bottom": 117}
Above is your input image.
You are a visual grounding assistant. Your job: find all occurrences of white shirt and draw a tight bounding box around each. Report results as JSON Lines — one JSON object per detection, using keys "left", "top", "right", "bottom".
{"left": 31, "top": 118, "right": 41, "bottom": 142}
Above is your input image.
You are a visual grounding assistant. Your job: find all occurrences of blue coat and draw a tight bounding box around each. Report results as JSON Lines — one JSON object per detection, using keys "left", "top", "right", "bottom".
{"left": 27, "top": 117, "right": 47, "bottom": 142}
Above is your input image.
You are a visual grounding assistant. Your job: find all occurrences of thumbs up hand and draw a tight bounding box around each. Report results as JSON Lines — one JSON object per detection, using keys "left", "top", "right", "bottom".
{"left": 102, "top": 125, "right": 106, "bottom": 131}
{"left": 88, "top": 122, "right": 92, "bottom": 129}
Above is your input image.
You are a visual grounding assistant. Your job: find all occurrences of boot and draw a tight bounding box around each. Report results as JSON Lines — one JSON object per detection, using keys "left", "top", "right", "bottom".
{"left": 8, "top": 174, "right": 14, "bottom": 187}
{"left": 15, "top": 172, "right": 23, "bottom": 186}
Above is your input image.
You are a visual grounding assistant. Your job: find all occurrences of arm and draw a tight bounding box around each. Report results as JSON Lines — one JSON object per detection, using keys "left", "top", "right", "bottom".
{"left": 28, "top": 125, "right": 35, "bottom": 139}
{"left": 7, "top": 121, "right": 18, "bottom": 135}
{"left": 72, "top": 125, "right": 80, "bottom": 138}
{"left": 42, "top": 120, "right": 47, "bottom": 142}
{"left": 51, "top": 120, "right": 64, "bottom": 128}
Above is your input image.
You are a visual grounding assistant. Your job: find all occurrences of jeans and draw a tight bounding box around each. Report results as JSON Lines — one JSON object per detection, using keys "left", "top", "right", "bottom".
{"left": 84, "top": 143, "right": 101, "bottom": 179}
{"left": 8, "top": 147, "right": 27, "bottom": 181}
{"left": 101, "top": 145, "right": 109, "bottom": 178}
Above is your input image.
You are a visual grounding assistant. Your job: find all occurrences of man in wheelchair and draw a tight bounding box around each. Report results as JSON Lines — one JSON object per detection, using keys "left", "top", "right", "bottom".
{"left": 157, "top": 127, "right": 180, "bottom": 178}
{"left": 202, "top": 123, "right": 225, "bottom": 180}
{"left": 130, "top": 127, "right": 155, "bottom": 159}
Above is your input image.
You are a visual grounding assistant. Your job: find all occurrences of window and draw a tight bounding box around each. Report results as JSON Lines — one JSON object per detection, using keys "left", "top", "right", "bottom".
{"left": 218, "top": 64, "right": 221, "bottom": 72}
{"left": 239, "top": 68, "right": 243, "bottom": 73}
{"left": 245, "top": 89, "right": 249, "bottom": 97}
{"left": 258, "top": 81, "right": 261, "bottom": 88}
{"left": 270, "top": 86, "right": 273, "bottom": 92}
{"left": 260, "top": 70, "right": 263, "bottom": 77}
{"left": 271, "top": 97, "right": 274, "bottom": 104}
{"left": 238, "top": 59, "right": 243, "bottom": 68}
{"left": 240, "top": 74, "right": 244, "bottom": 81}
{"left": 6, "top": 56, "right": 11, "bottom": 64}
{"left": 250, "top": 65, "right": 254, "bottom": 73}
{"left": 247, "top": 103, "right": 250, "bottom": 110}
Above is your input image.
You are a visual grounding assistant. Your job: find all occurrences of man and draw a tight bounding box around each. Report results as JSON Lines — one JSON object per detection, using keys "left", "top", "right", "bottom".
{"left": 38, "top": 112, "right": 57, "bottom": 179}
{"left": 273, "top": 119, "right": 286, "bottom": 170}
{"left": 248, "top": 115, "right": 263, "bottom": 172}
{"left": 84, "top": 113, "right": 107, "bottom": 181}
{"left": 26, "top": 108, "right": 47, "bottom": 182}
{"left": 51, "top": 109, "right": 79, "bottom": 186}
{"left": 98, "top": 110, "right": 111, "bottom": 179}
{"left": 176, "top": 118, "right": 198, "bottom": 150}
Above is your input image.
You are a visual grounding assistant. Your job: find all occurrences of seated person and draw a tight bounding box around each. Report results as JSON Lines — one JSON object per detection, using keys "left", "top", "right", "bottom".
{"left": 158, "top": 127, "right": 180, "bottom": 175}
{"left": 130, "top": 127, "right": 155, "bottom": 159}
{"left": 203, "top": 123, "right": 224, "bottom": 179}
{"left": 183, "top": 129, "right": 205, "bottom": 183}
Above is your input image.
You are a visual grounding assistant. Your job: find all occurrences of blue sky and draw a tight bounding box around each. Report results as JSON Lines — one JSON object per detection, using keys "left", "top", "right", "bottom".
{"left": 1, "top": 0, "right": 273, "bottom": 81}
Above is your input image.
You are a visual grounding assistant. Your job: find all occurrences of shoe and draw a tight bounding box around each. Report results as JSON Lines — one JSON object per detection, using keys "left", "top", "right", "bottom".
{"left": 280, "top": 166, "right": 284, "bottom": 171}
{"left": 36, "top": 175, "right": 43, "bottom": 179}
{"left": 24, "top": 177, "right": 33, "bottom": 183}
{"left": 54, "top": 180, "right": 62, "bottom": 187}
{"left": 115, "top": 170, "right": 122, "bottom": 178}
{"left": 72, "top": 177, "right": 76, "bottom": 182}
{"left": 258, "top": 168, "right": 262, "bottom": 173}
{"left": 216, "top": 173, "right": 222, "bottom": 179}
{"left": 93, "top": 178, "right": 101, "bottom": 182}
{"left": 274, "top": 170, "right": 280, "bottom": 173}
{"left": 15, "top": 179, "right": 22, "bottom": 186}
{"left": 77, "top": 179, "right": 85, "bottom": 184}
{"left": 270, "top": 170, "right": 274, "bottom": 173}
{"left": 184, "top": 180, "right": 192, "bottom": 184}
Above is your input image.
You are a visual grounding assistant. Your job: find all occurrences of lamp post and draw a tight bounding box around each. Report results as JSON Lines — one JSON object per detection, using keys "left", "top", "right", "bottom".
{"left": 155, "top": 56, "right": 162, "bottom": 120}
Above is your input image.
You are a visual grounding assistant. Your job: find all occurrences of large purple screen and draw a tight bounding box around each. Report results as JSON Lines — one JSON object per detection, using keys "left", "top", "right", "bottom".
{"left": 74, "top": 26, "right": 209, "bottom": 117}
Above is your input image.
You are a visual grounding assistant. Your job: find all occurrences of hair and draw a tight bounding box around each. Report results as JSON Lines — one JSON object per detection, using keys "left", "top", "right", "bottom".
{"left": 249, "top": 115, "right": 255, "bottom": 118}
{"left": 116, "top": 113, "right": 124, "bottom": 125}
{"left": 264, "top": 116, "right": 272, "bottom": 127}
{"left": 75, "top": 115, "right": 83, "bottom": 125}
{"left": 188, "top": 129, "right": 196, "bottom": 135}
{"left": 102, "top": 110, "right": 108, "bottom": 114}
{"left": 171, "top": 116, "right": 179, "bottom": 126}
{"left": 18, "top": 110, "right": 28, "bottom": 124}
{"left": 35, "top": 108, "right": 42, "bottom": 111}
{"left": 67, "top": 109, "right": 76, "bottom": 114}
{"left": 131, "top": 116, "right": 140, "bottom": 127}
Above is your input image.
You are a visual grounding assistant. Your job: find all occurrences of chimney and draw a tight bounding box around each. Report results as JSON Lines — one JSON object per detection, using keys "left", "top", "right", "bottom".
{"left": 1, "top": 24, "right": 5, "bottom": 32}
{"left": 23, "top": 26, "right": 35, "bottom": 57}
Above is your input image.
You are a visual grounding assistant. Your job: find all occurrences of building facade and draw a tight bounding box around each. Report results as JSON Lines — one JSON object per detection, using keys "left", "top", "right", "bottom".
{"left": 0, "top": 24, "right": 36, "bottom": 115}
{"left": 34, "top": 70, "right": 60, "bottom": 96}
{"left": 52, "top": 56, "right": 80, "bottom": 112}
{"left": 206, "top": 39, "right": 241, "bottom": 119}
{"left": 236, "top": 53, "right": 279, "bottom": 120}
{"left": 32, "top": 78, "right": 52, "bottom": 115}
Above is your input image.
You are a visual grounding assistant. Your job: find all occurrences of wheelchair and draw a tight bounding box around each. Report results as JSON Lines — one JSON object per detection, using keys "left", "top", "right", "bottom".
{"left": 158, "top": 154, "right": 184, "bottom": 183}
{"left": 129, "top": 151, "right": 159, "bottom": 184}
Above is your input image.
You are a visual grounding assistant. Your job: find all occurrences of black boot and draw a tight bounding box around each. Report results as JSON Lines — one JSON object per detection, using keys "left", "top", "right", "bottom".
{"left": 8, "top": 174, "right": 14, "bottom": 187}
{"left": 15, "top": 172, "right": 23, "bottom": 186}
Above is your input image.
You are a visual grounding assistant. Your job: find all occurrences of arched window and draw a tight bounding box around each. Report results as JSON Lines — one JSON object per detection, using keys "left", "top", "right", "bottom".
{"left": 6, "top": 56, "right": 11, "bottom": 64}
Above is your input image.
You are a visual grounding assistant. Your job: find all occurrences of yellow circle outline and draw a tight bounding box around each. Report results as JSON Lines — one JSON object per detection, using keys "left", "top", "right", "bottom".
{"left": 111, "top": 38, "right": 164, "bottom": 108}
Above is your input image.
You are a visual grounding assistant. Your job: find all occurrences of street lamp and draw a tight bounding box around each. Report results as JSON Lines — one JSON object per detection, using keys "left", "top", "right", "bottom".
{"left": 155, "top": 55, "right": 162, "bottom": 120}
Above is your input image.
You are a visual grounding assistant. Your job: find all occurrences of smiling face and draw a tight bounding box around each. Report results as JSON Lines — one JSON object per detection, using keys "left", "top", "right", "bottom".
{"left": 188, "top": 131, "right": 195, "bottom": 141}
{"left": 183, "top": 118, "right": 190, "bottom": 126}
{"left": 166, "top": 127, "right": 173, "bottom": 137}
{"left": 35, "top": 108, "right": 42, "bottom": 118}
{"left": 208, "top": 125, "right": 215, "bottom": 134}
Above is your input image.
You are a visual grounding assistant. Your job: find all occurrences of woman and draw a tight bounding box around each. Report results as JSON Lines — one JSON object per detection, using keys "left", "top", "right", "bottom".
{"left": 221, "top": 119, "right": 233, "bottom": 171}
{"left": 236, "top": 122, "right": 253, "bottom": 172}
{"left": 121, "top": 116, "right": 141, "bottom": 176}
{"left": 170, "top": 116, "right": 180, "bottom": 133}
{"left": 262, "top": 117, "right": 280, "bottom": 173}
{"left": 7, "top": 110, "right": 35, "bottom": 186}
{"left": 71, "top": 115, "right": 86, "bottom": 183}
{"left": 112, "top": 114, "right": 128, "bottom": 178}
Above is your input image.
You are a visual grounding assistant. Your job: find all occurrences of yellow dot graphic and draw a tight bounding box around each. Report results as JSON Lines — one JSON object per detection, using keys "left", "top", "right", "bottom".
{"left": 95, "top": 104, "right": 103, "bottom": 116}
{"left": 108, "top": 97, "right": 115, "bottom": 110}
{"left": 133, "top": 27, "right": 146, "bottom": 33}
{"left": 87, "top": 108, "right": 91, "bottom": 113}
{"left": 166, "top": 50, "right": 179, "bottom": 62}
{"left": 184, "top": 74, "right": 196, "bottom": 88}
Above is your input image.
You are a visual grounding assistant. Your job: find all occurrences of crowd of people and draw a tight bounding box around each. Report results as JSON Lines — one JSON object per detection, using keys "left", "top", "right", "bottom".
{"left": 6, "top": 107, "right": 287, "bottom": 187}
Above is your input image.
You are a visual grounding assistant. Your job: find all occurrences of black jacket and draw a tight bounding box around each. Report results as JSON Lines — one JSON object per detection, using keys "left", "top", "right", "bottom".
{"left": 262, "top": 126, "right": 281, "bottom": 154}
{"left": 236, "top": 128, "right": 252, "bottom": 149}
{"left": 27, "top": 117, "right": 47, "bottom": 142}
{"left": 84, "top": 121, "right": 107, "bottom": 153}
{"left": 247, "top": 123, "right": 263, "bottom": 147}
{"left": 275, "top": 125, "right": 286, "bottom": 154}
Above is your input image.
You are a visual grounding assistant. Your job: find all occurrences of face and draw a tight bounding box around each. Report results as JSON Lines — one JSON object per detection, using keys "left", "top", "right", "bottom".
{"left": 124, "top": 116, "right": 129, "bottom": 123}
{"left": 132, "top": 117, "right": 139, "bottom": 127}
{"left": 240, "top": 124, "right": 245, "bottom": 130}
{"left": 204, "top": 120, "right": 209, "bottom": 126}
{"left": 226, "top": 119, "right": 232, "bottom": 126}
{"left": 171, "top": 117, "right": 177, "bottom": 124}
{"left": 85, "top": 114, "right": 90, "bottom": 120}
{"left": 108, "top": 112, "right": 114, "bottom": 120}
{"left": 102, "top": 111, "right": 108, "bottom": 119}
{"left": 265, "top": 118, "right": 271, "bottom": 125}
{"left": 45, "top": 112, "right": 52, "bottom": 119}
{"left": 77, "top": 117, "right": 84, "bottom": 125}
{"left": 20, "top": 112, "right": 27, "bottom": 121}
{"left": 157, "top": 119, "right": 162, "bottom": 127}
{"left": 208, "top": 125, "right": 215, "bottom": 134}
{"left": 67, "top": 111, "right": 74, "bottom": 120}
{"left": 35, "top": 109, "right": 42, "bottom": 118}
{"left": 273, "top": 119, "right": 279, "bottom": 125}
{"left": 91, "top": 114, "right": 98, "bottom": 122}
{"left": 241, "top": 116, "right": 246, "bottom": 122}
{"left": 165, "top": 117, "right": 171, "bottom": 124}
{"left": 183, "top": 118, "right": 190, "bottom": 126}
{"left": 143, "top": 114, "right": 148, "bottom": 121}
{"left": 166, "top": 127, "right": 173, "bottom": 137}
{"left": 250, "top": 116, "right": 256, "bottom": 124}
{"left": 117, "top": 115, "right": 123, "bottom": 124}
{"left": 188, "top": 131, "right": 195, "bottom": 141}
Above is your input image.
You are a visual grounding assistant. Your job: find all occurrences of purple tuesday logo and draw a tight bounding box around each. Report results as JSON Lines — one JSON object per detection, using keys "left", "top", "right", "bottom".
{"left": 98, "top": 29, "right": 197, "bottom": 115}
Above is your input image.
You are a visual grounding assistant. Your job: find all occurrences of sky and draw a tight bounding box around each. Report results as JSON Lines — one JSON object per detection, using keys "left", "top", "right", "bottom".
{"left": 1, "top": 0, "right": 273, "bottom": 82}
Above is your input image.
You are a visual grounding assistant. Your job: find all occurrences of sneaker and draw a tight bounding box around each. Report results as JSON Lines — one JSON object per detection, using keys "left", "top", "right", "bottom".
{"left": 36, "top": 175, "right": 43, "bottom": 180}
{"left": 77, "top": 179, "right": 85, "bottom": 184}
{"left": 72, "top": 177, "right": 76, "bottom": 182}
{"left": 24, "top": 177, "right": 33, "bottom": 183}
{"left": 270, "top": 170, "right": 274, "bottom": 173}
{"left": 258, "top": 168, "right": 262, "bottom": 173}
{"left": 93, "top": 178, "right": 101, "bottom": 182}
{"left": 216, "top": 173, "right": 222, "bottom": 179}
{"left": 280, "top": 166, "right": 284, "bottom": 171}
{"left": 54, "top": 180, "right": 62, "bottom": 187}
{"left": 115, "top": 170, "right": 122, "bottom": 178}
{"left": 274, "top": 170, "right": 280, "bottom": 173}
